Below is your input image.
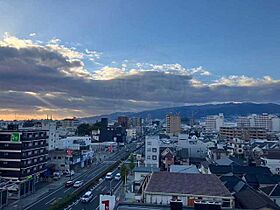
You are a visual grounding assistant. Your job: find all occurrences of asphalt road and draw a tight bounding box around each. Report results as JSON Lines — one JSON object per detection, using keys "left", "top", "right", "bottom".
{"left": 24, "top": 142, "right": 140, "bottom": 210}
{"left": 69, "top": 169, "right": 122, "bottom": 210}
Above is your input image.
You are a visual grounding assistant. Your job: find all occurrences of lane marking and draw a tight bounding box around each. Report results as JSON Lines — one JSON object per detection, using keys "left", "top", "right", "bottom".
{"left": 45, "top": 197, "right": 56, "bottom": 205}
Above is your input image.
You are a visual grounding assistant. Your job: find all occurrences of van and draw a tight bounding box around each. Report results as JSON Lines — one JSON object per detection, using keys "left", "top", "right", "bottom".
{"left": 81, "top": 191, "right": 93, "bottom": 203}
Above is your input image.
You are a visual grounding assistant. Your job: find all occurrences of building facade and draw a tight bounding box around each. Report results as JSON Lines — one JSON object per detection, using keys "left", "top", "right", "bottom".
{"left": 145, "top": 136, "right": 160, "bottom": 168}
{"left": 166, "top": 114, "right": 181, "bottom": 135}
{"left": 205, "top": 113, "right": 224, "bottom": 131}
{"left": 220, "top": 126, "right": 268, "bottom": 140}
{"left": 0, "top": 130, "right": 48, "bottom": 180}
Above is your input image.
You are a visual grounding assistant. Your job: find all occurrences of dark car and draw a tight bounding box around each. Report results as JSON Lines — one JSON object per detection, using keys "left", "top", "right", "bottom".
{"left": 65, "top": 180, "right": 74, "bottom": 187}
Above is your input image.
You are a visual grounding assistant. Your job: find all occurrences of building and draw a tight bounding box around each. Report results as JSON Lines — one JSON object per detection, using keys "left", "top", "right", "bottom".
{"left": 0, "top": 130, "right": 48, "bottom": 180}
{"left": 118, "top": 116, "right": 129, "bottom": 129}
{"left": 261, "top": 150, "right": 280, "bottom": 175}
{"left": 166, "top": 114, "right": 181, "bottom": 135}
{"left": 220, "top": 126, "right": 268, "bottom": 140}
{"left": 145, "top": 136, "right": 160, "bottom": 168}
{"left": 177, "top": 134, "right": 207, "bottom": 158}
{"left": 41, "top": 121, "right": 59, "bottom": 151}
{"left": 237, "top": 114, "right": 280, "bottom": 132}
{"left": 143, "top": 172, "right": 234, "bottom": 209}
{"left": 205, "top": 113, "right": 224, "bottom": 131}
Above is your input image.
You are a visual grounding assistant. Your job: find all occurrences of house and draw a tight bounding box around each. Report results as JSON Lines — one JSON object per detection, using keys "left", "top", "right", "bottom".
{"left": 208, "top": 165, "right": 272, "bottom": 177}
{"left": 261, "top": 150, "right": 280, "bottom": 175}
{"left": 235, "top": 187, "right": 280, "bottom": 210}
{"left": 260, "top": 184, "right": 280, "bottom": 207}
{"left": 143, "top": 171, "right": 234, "bottom": 209}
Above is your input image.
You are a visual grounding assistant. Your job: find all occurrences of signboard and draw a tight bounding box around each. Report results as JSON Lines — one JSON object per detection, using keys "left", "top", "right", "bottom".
{"left": 66, "top": 149, "right": 73, "bottom": 157}
{"left": 99, "top": 194, "right": 115, "bottom": 210}
{"left": 11, "top": 133, "right": 20, "bottom": 142}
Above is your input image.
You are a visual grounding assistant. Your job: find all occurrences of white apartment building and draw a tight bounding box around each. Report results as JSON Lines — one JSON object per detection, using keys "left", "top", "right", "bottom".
{"left": 177, "top": 134, "right": 207, "bottom": 158}
{"left": 145, "top": 136, "right": 160, "bottom": 168}
{"left": 237, "top": 113, "right": 280, "bottom": 132}
{"left": 41, "top": 121, "right": 60, "bottom": 151}
{"left": 205, "top": 113, "right": 224, "bottom": 131}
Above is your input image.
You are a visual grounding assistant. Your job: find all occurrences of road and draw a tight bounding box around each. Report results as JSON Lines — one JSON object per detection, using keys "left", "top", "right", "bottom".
{"left": 68, "top": 169, "right": 122, "bottom": 210}
{"left": 24, "top": 142, "right": 140, "bottom": 210}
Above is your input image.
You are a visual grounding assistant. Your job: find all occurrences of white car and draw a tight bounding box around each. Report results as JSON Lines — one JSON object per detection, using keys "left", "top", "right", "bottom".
{"left": 115, "top": 173, "right": 121, "bottom": 180}
{"left": 66, "top": 170, "right": 75, "bottom": 177}
{"left": 81, "top": 191, "right": 93, "bottom": 203}
{"left": 105, "top": 172, "right": 113, "bottom": 180}
{"left": 73, "top": 180, "right": 83, "bottom": 188}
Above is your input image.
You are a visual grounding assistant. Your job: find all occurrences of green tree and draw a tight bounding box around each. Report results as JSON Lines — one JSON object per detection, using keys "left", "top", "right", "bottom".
{"left": 128, "top": 154, "right": 135, "bottom": 172}
{"left": 76, "top": 123, "right": 92, "bottom": 136}
{"left": 120, "top": 163, "right": 128, "bottom": 183}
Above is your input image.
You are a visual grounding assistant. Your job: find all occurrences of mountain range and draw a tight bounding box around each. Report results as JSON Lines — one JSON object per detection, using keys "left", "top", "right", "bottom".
{"left": 80, "top": 103, "right": 280, "bottom": 123}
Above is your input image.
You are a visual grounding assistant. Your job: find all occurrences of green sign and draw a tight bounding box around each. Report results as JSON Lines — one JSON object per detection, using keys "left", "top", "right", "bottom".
{"left": 11, "top": 133, "right": 20, "bottom": 142}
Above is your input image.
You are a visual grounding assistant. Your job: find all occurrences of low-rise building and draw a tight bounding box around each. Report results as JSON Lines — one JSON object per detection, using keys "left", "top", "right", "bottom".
{"left": 143, "top": 172, "right": 234, "bottom": 209}
{"left": 261, "top": 150, "right": 280, "bottom": 175}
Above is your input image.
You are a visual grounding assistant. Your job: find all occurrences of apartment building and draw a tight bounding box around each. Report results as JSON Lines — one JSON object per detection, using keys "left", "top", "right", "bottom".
{"left": 205, "top": 113, "right": 224, "bottom": 131}
{"left": 145, "top": 136, "right": 159, "bottom": 168}
{"left": 166, "top": 114, "right": 181, "bottom": 135}
{"left": 220, "top": 126, "right": 267, "bottom": 140}
{"left": 0, "top": 130, "right": 48, "bottom": 180}
{"left": 237, "top": 114, "right": 280, "bottom": 132}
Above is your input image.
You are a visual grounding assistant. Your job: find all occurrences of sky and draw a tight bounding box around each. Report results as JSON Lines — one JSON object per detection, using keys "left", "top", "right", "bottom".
{"left": 0, "top": 0, "right": 280, "bottom": 120}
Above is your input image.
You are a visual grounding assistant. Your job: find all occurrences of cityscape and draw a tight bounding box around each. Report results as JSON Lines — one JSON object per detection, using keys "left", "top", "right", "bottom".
{"left": 1, "top": 1, "right": 280, "bottom": 210}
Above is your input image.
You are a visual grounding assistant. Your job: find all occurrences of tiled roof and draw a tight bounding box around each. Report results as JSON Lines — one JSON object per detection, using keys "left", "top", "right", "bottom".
{"left": 145, "top": 171, "right": 232, "bottom": 197}
{"left": 209, "top": 165, "right": 272, "bottom": 176}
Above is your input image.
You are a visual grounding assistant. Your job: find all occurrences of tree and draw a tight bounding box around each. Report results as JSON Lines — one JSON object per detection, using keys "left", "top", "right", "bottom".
{"left": 120, "top": 163, "right": 128, "bottom": 183}
{"left": 76, "top": 123, "right": 92, "bottom": 136}
{"left": 128, "top": 154, "right": 135, "bottom": 172}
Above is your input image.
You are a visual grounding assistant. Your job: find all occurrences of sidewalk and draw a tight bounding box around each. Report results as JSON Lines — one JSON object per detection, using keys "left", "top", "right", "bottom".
{"left": 5, "top": 151, "right": 114, "bottom": 210}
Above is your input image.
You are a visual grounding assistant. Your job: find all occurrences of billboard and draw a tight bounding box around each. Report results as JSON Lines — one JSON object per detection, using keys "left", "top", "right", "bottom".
{"left": 99, "top": 194, "right": 116, "bottom": 210}
{"left": 11, "top": 133, "right": 20, "bottom": 142}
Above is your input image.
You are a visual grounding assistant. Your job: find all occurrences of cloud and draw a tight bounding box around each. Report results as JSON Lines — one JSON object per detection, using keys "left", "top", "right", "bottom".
{"left": 0, "top": 34, "right": 279, "bottom": 119}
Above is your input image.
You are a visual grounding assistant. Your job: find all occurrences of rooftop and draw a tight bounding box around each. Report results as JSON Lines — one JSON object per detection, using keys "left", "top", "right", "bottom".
{"left": 145, "top": 172, "right": 232, "bottom": 197}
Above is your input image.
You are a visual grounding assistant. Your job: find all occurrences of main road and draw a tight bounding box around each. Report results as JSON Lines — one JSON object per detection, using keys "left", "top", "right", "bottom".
{"left": 24, "top": 142, "right": 140, "bottom": 210}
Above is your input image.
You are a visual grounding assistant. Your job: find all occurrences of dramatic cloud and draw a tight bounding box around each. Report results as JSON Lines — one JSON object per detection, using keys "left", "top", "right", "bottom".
{"left": 0, "top": 34, "right": 279, "bottom": 119}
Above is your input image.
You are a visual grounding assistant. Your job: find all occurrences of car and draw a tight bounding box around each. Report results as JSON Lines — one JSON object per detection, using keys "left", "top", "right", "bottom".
{"left": 73, "top": 180, "right": 83, "bottom": 188}
{"left": 66, "top": 170, "right": 75, "bottom": 177}
{"left": 65, "top": 180, "right": 74, "bottom": 187}
{"left": 115, "top": 173, "right": 121, "bottom": 180}
{"left": 105, "top": 172, "right": 113, "bottom": 180}
{"left": 81, "top": 191, "right": 93, "bottom": 203}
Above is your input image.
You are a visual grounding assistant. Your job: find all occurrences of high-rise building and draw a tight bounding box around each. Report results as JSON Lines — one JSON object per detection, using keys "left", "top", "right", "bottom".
{"left": 205, "top": 113, "right": 224, "bottom": 131}
{"left": 0, "top": 130, "right": 48, "bottom": 180}
{"left": 118, "top": 116, "right": 129, "bottom": 129}
{"left": 166, "top": 114, "right": 181, "bottom": 135}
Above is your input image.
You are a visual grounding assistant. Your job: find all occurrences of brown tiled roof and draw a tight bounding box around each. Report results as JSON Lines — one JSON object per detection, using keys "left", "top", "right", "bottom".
{"left": 145, "top": 171, "right": 232, "bottom": 197}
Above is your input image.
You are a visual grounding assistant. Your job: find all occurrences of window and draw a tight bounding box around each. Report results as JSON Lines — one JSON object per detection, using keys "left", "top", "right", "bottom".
{"left": 152, "top": 148, "right": 157, "bottom": 152}
{"left": 152, "top": 155, "right": 157, "bottom": 160}
{"left": 34, "top": 142, "right": 38, "bottom": 146}
{"left": 28, "top": 160, "right": 32, "bottom": 164}
{"left": 58, "top": 156, "right": 62, "bottom": 159}
{"left": 147, "top": 155, "right": 151, "bottom": 160}
{"left": 147, "top": 141, "right": 151, "bottom": 146}
{"left": 3, "top": 162, "right": 7, "bottom": 165}
{"left": 28, "top": 151, "right": 32, "bottom": 155}
{"left": 147, "top": 148, "right": 151, "bottom": 152}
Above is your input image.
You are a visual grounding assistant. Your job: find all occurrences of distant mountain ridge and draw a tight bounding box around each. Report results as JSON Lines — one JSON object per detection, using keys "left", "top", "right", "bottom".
{"left": 80, "top": 103, "right": 280, "bottom": 123}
